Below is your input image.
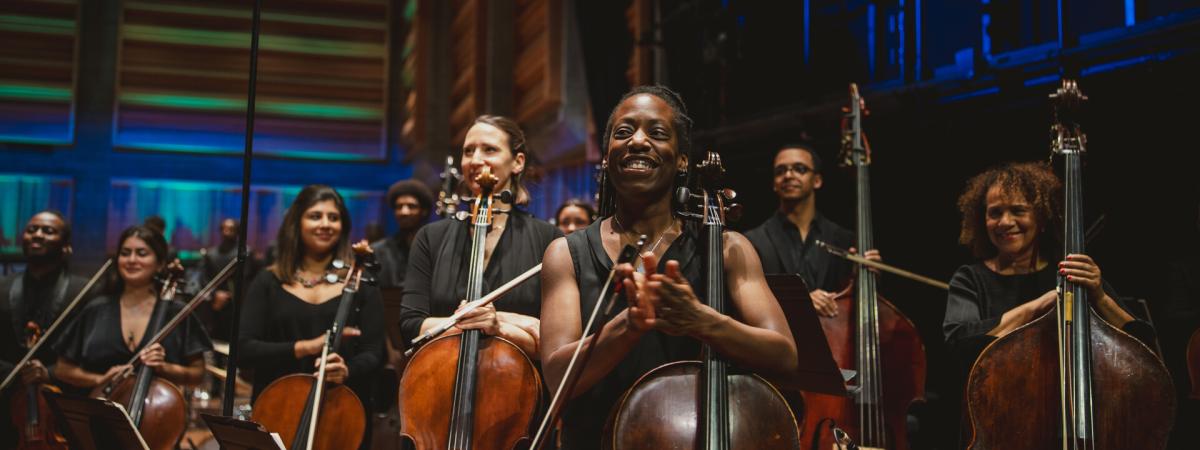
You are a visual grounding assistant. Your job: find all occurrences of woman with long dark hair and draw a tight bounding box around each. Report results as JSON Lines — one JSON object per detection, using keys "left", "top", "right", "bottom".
{"left": 54, "top": 225, "right": 210, "bottom": 395}
{"left": 239, "top": 184, "right": 385, "bottom": 444}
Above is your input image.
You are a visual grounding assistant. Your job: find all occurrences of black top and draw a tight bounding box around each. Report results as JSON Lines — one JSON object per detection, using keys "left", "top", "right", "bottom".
{"left": 370, "top": 234, "right": 413, "bottom": 290}
{"left": 238, "top": 270, "right": 385, "bottom": 408}
{"left": 398, "top": 210, "right": 561, "bottom": 343}
{"left": 198, "top": 244, "right": 246, "bottom": 341}
{"left": 0, "top": 267, "right": 93, "bottom": 377}
{"left": 560, "top": 220, "right": 703, "bottom": 450}
{"left": 745, "top": 210, "right": 855, "bottom": 292}
{"left": 943, "top": 262, "right": 1152, "bottom": 380}
{"left": 53, "top": 295, "right": 212, "bottom": 396}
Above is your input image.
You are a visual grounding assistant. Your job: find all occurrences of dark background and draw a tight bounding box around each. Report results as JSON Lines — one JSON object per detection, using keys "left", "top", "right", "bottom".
{"left": 579, "top": 1, "right": 1199, "bottom": 448}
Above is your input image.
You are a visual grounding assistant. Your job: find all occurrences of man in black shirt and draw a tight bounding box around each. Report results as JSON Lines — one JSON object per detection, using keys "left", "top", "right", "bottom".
{"left": 0, "top": 211, "right": 96, "bottom": 444}
{"left": 371, "top": 180, "right": 434, "bottom": 290}
{"left": 746, "top": 144, "right": 879, "bottom": 317}
{"left": 198, "top": 218, "right": 247, "bottom": 341}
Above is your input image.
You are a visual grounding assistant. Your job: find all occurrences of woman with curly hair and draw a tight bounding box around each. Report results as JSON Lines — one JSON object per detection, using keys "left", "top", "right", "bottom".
{"left": 943, "top": 161, "right": 1152, "bottom": 382}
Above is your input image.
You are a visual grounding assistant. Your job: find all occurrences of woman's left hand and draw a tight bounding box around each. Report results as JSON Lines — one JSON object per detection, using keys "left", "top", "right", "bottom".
{"left": 138, "top": 343, "right": 166, "bottom": 370}
{"left": 455, "top": 300, "right": 501, "bottom": 336}
{"left": 1060, "top": 254, "right": 1105, "bottom": 300}
{"left": 315, "top": 353, "right": 349, "bottom": 384}
{"left": 644, "top": 258, "right": 718, "bottom": 337}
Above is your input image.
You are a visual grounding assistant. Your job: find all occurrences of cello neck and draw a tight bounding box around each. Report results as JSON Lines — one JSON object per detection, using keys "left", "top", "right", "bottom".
{"left": 447, "top": 193, "right": 494, "bottom": 449}
{"left": 127, "top": 289, "right": 173, "bottom": 426}
{"left": 1051, "top": 79, "right": 1095, "bottom": 447}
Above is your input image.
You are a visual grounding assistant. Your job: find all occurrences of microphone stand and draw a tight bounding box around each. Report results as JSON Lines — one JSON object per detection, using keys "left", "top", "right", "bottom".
{"left": 222, "top": 0, "right": 262, "bottom": 417}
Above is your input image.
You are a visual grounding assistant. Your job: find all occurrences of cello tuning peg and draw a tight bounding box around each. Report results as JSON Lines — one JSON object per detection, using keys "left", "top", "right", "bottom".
{"left": 331, "top": 259, "right": 347, "bottom": 270}
{"left": 726, "top": 203, "right": 744, "bottom": 223}
{"left": 720, "top": 188, "right": 737, "bottom": 201}
{"left": 323, "top": 273, "right": 341, "bottom": 284}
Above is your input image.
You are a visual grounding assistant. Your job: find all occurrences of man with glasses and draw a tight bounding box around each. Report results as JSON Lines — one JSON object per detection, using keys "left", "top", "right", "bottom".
{"left": 747, "top": 144, "right": 879, "bottom": 318}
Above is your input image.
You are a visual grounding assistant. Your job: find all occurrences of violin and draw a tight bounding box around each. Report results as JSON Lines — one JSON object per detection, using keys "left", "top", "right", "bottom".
{"left": 253, "top": 242, "right": 376, "bottom": 450}
{"left": 604, "top": 152, "right": 801, "bottom": 449}
{"left": 399, "top": 165, "right": 542, "bottom": 450}
{"left": 91, "top": 260, "right": 189, "bottom": 450}
{"left": 9, "top": 323, "right": 68, "bottom": 450}
{"left": 964, "top": 80, "right": 1175, "bottom": 450}
{"left": 803, "top": 84, "right": 927, "bottom": 450}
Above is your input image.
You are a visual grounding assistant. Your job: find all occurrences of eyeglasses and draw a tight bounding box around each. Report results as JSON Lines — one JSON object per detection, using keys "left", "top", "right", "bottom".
{"left": 773, "top": 164, "right": 814, "bottom": 177}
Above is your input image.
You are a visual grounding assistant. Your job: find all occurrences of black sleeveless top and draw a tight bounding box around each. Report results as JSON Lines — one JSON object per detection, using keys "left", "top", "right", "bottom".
{"left": 560, "top": 220, "right": 703, "bottom": 450}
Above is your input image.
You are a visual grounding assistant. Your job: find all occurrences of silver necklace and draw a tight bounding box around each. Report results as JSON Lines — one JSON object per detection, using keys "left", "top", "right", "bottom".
{"left": 612, "top": 215, "right": 674, "bottom": 271}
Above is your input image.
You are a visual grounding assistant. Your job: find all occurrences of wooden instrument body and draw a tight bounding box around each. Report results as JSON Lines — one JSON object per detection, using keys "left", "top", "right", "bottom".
{"left": 100, "top": 376, "right": 187, "bottom": 450}
{"left": 253, "top": 374, "right": 366, "bottom": 450}
{"left": 966, "top": 306, "right": 1175, "bottom": 450}
{"left": 803, "top": 291, "right": 925, "bottom": 450}
{"left": 1189, "top": 328, "right": 1200, "bottom": 400}
{"left": 398, "top": 333, "right": 542, "bottom": 450}
{"left": 605, "top": 361, "right": 801, "bottom": 449}
{"left": 10, "top": 383, "right": 68, "bottom": 450}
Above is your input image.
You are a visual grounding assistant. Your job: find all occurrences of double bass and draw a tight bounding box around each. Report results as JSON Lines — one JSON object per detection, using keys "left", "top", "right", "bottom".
{"left": 965, "top": 79, "right": 1175, "bottom": 449}
{"left": 92, "top": 261, "right": 189, "bottom": 450}
{"left": 253, "top": 242, "right": 376, "bottom": 450}
{"left": 605, "top": 152, "right": 801, "bottom": 449}
{"left": 803, "top": 84, "right": 927, "bottom": 450}
{"left": 399, "top": 166, "right": 542, "bottom": 450}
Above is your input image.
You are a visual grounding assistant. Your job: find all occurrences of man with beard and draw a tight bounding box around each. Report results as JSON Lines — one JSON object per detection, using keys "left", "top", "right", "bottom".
{"left": 0, "top": 211, "right": 97, "bottom": 445}
{"left": 745, "top": 144, "right": 880, "bottom": 318}
{"left": 371, "top": 180, "right": 434, "bottom": 290}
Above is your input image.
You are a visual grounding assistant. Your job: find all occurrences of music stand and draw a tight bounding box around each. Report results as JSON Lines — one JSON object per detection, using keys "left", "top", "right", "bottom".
{"left": 43, "top": 391, "right": 149, "bottom": 450}
{"left": 765, "top": 274, "right": 854, "bottom": 396}
{"left": 201, "top": 413, "right": 286, "bottom": 450}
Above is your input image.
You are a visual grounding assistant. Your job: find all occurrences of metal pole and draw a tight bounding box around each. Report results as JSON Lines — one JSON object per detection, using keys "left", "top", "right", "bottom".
{"left": 222, "top": 0, "right": 263, "bottom": 417}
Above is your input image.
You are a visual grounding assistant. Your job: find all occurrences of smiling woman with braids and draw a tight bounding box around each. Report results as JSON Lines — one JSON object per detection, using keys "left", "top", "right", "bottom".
{"left": 539, "top": 86, "right": 799, "bottom": 449}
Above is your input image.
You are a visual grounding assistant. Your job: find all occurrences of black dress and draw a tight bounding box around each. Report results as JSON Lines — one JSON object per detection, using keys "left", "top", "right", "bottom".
{"left": 53, "top": 295, "right": 212, "bottom": 397}
{"left": 745, "top": 211, "right": 855, "bottom": 292}
{"left": 398, "top": 210, "right": 561, "bottom": 343}
{"left": 237, "top": 270, "right": 385, "bottom": 411}
{"left": 559, "top": 220, "right": 703, "bottom": 450}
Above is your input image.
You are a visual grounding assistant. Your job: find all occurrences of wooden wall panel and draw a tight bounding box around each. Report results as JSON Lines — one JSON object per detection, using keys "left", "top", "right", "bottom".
{"left": 113, "top": 0, "right": 390, "bottom": 161}
{"left": 513, "top": 0, "right": 562, "bottom": 124}
{"left": 0, "top": 0, "right": 78, "bottom": 145}
{"left": 447, "top": 0, "right": 487, "bottom": 146}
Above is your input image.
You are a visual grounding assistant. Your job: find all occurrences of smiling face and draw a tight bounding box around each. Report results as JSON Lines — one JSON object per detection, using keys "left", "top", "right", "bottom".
{"left": 22, "top": 212, "right": 67, "bottom": 262}
{"left": 772, "top": 148, "right": 822, "bottom": 203}
{"left": 300, "top": 200, "right": 343, "bottom": 257}
{"left": 984, "top": 184, "right": 1041, "bottom": 260}
{"left": 118, "top": 235, "right": 162, "bottom": 287}
{"left": 462, "top": 122, "right": 524, "bottom": 197}
{"left": 605, "top": 94, "right": 687, "bottom": 200}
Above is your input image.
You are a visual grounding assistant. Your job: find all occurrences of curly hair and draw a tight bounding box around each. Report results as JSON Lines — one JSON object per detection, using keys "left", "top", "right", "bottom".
{"left": 957, "top": 161, "right": 1063, "bottom": 260}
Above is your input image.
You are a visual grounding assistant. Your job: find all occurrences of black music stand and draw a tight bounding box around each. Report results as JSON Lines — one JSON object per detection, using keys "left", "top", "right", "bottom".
{"left": 43, "top": 391, "right": 149, "bottom": 450}
{"left": 201, "top": 413, "right": 286, "bottom": 450}
{"left": 766, "top": 274, "right": 854, "bottom": 396}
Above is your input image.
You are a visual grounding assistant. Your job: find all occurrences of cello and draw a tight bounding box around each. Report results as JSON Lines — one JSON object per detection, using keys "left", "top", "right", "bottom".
{"left": 252, "top": 241, "right": 376, "bottom": 450}
{"left": 605, "top": 151, "right": 801, "bottom": 449}
{"left": 91, "top": 260, "right": 189, "bottom": 450}
{"left": 964, "top": 79, "right": 1175, "bottom": 450}
{"left": 9, "top": 323, "right": 68, "bottom": 450}
{"left": 803, "top": 84, "right": 926, "bottom": 450}
{"left": 1189, "top": 328, "right": 1200, "bottom": 400}
{"left": 398, "top": 166, "right": 542, "bottom": 450}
